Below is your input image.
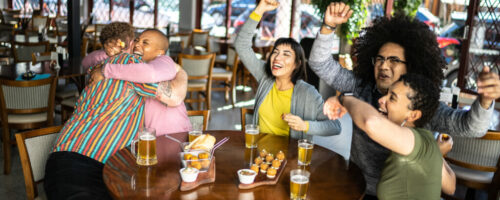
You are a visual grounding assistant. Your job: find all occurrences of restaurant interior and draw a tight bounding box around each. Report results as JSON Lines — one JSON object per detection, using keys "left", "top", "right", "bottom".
{"left": 0, "top": 0, "right": 498, "bottom": 199}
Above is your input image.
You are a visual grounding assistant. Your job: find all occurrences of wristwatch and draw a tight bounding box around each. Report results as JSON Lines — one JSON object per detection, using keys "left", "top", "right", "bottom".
{"left": 322, "top": 22, "right": 337, "bottom": 31}
{"left": 338, "top": 92, "right": 354, "bottom": 106}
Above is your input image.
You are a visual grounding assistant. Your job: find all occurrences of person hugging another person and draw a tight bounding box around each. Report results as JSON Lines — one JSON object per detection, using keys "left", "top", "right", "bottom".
{"left": 234, "top": 0, "right": 341, "bottom": 139}
{"left": 89, "top": 28, "right": 191, "bottom": 135}
{"left": 326, "top": 74, "right": 456, "bottom": 199}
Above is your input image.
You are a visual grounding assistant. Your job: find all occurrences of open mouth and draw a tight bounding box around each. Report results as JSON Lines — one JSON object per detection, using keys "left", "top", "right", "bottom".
{"left": 272, "top": 63, "right": 283, "bottom": 70}
{"left": 378, "top": 108, "right": 388, "bottom": 117}
{"left": 133, "top": 51, "right": 143, "bottom": 56}
{"left": 378, "top": 74, "right": 390, "bottom": 80}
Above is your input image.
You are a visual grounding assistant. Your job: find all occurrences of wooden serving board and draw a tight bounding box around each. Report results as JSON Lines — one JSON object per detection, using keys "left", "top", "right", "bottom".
{"left": 238, "top": 159, "right": 287, "bottom": 189}
{"left": 180, "top": 157, "right": 216, "bottom": 191}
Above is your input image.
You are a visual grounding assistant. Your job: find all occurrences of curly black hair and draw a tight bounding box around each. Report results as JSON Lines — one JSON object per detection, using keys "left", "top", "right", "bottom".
{"left": 353, "top": 14, "right": 446, "bottom": 88}
{"left": 264, "top": 38, "right": 307, "bottom": 84}
{"left": 399, "top": 74, "right": 440, "bottom": 127}
{"left": 99, "top": 22, "right": 135, "bottom": 49}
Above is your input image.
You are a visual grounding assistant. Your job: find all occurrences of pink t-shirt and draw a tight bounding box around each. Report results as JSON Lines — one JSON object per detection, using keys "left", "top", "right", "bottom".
{"left": 81, "top": 50, "right": 108, "bottom": 72}
{"left": 103, "top": 55, "right": 192, "bottom": 135}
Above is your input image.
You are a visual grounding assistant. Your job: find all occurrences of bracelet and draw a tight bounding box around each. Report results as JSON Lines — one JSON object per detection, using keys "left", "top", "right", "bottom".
{"left": 339, "top": 92, "right": 354, "bottom": 106}
{"left": 322, "top": 23, "right": 337, "bottom": 31}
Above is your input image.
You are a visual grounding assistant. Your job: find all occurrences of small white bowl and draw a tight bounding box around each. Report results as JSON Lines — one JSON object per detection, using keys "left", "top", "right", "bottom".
{"left": 180, "top": 167, "right": 199, "bottom": 183}
{"left": 237, "top": 169, "right": 257, "bottom": 184}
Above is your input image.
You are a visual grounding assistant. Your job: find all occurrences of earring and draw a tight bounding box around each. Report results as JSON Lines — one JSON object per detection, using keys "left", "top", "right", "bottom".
{"left": 400, "top": 119, "right": 407, "bottom": 127}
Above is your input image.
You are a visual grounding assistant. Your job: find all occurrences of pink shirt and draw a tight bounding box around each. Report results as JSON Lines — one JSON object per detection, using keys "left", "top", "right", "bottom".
{"left": 81, "top": 50, "right": 108, "bottom": 72}
{"left": 104, "top": 55, "right": 192, "bottom": 135}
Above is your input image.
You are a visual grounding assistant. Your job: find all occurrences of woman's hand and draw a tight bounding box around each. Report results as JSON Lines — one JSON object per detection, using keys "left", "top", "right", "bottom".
{"left": 282, "top": 113, "right": 308, "bottom": 132}
{"left": 437, "top": 134, "right": 453, "bottom": 156}
{"left": 88, "top": 66, "right": 105, "bottom": 86}
{"left": 321, "top": 2, "right": 353, "bottom": 34}
{"left": 323, "top": 96, "right": 347, "bottom": 120}
{"left": 477, "top": 66, "right": 500, "bottom": 109}
{"left": 254, "top": 0, "right": 279, "bottom": 16}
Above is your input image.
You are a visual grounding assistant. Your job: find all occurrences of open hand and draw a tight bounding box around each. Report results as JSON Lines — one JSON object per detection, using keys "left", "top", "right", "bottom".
{"left": 324, "top": 2, "right": 353, "bottom": 27}
{"left": 477, "top": 66, "right": 500, "bottom": 109}
{"left": 254, "top": 0, "right": 279, "bottom": 15}
{"left": 282, "top": 113, "right": 308, "bottom": 132}
{"left": 88, "top": 66, "right": 105, "bottom": 86}
{"left": 437, "top": 133, "right": 453, "bottom": 156}
{"left": 323, "top": 96, "right": 347, "bottom": 120}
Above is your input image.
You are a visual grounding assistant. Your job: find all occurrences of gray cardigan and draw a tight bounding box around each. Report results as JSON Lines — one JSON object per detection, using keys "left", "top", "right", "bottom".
{"left": 309, "top": 31, "right": 495, "bottom": 195}
{"left": 234, "top": 18, "right": 341, "bottom": 140}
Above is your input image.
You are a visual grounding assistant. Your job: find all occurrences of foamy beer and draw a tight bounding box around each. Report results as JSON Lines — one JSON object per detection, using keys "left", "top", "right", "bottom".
{"left": 188, "top": 130, "right": 202, "bottom": 142}
{"left": 298, "top": 139, "right": 314, "bottom": 165}
{"left": 290, "top": 169, "right": 310, "bottom": 200}
{"left": 131, "top": 128, "right": 157, "bottom": 166}
{"left": 245, "top": 124, "right": 259, "bottom": 148}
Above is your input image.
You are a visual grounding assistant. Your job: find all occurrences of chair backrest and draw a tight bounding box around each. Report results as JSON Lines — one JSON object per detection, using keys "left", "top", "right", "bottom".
{"left": 15, "top": 126, "right": 63, "bottom": 200}
{"left": 54, "top": 16, "right": 67, "bottom": 34}
{"left": 32, "top": 16, "right": 48, "bottom": 31}
{"left": 227, "top": 47, "right": 239, "bottom": 69}
{"left": 187, "top": 110, "right": 210, "bottom": 131}
{"left": 0, "top": 57, "right": 10, "bottom": 65}
{"left": 240, "top": 108, "right": 254, "bottom": 132}
{"left": 81, "top": 37, "right": 90, "bottom": 57}
{"left": 446, "top": 131, "right": 500, "bottom": 172}
{"left": 12, "top": 41, "right": 50, "bottom": 63}
{"left": 168, "top": 36, "right": 183, "bottom": 54}
{"left": 178, "top": 53, "right": 215, "bottom": 79}
{"left": 175, "top": 33, "right": 190, "bottom": 50}
{"left": 190, "top": 31, "right": 210, "bottom": 51}
{"left": 31, "top": 51, "right": 53, "bottom": 65}
{"left": 0, "top": 77, "right": 56, "bottom": 117}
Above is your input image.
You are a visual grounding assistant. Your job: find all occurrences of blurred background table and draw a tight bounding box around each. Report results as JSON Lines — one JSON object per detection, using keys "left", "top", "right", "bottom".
{"left": 103, "top": 131, "right": 366, "bottom": 199}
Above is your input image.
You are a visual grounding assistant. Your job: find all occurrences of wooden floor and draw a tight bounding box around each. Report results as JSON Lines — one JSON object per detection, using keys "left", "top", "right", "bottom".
{"left": 0, "top": 85, "right": 489, "bottom": 199}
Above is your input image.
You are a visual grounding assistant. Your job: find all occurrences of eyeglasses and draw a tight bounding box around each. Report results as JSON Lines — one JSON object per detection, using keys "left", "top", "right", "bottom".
{"left": 372, "top": 55, "right": 407, "bottom": 67}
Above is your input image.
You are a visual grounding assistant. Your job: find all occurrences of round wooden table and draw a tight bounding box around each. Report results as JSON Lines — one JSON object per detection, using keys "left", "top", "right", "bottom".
{"left": 103, "top": 131, "right": 366, "bottom": 199}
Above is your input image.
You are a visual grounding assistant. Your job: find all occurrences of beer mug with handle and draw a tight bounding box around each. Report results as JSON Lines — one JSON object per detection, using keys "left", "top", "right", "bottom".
{"left": 131, "top": 127, "right": 158, "bottom": 166}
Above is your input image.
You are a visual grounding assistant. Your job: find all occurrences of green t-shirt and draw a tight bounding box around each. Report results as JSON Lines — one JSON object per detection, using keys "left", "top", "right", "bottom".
{"left": 377, "top": 128, "right": 443, "bottom": 200}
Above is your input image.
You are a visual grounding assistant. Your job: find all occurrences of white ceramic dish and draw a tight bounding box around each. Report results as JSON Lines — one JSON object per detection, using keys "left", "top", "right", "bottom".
{"left": 237, "top": 169, "right": 257, "bottom": 184}
{"left": 180, "top": 167, "right": 199, "bottom": 183}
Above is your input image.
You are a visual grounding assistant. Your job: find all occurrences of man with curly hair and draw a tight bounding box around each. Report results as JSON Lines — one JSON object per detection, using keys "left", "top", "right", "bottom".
{"left": 309, "top": 2, "right": 500, "bottom": 198}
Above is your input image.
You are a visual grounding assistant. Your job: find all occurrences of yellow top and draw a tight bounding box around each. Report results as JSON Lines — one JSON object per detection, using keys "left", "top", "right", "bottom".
{"left": 249, "top": 11, "right": 262, "bottom": 21}
{"left": 258, "top": 83, "right": 293, "bottom": 136}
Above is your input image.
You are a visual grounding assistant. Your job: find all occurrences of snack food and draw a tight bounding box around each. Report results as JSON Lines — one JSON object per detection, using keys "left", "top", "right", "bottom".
{"left": 185, "top": 134, "right": 216, "bottom": 151}
{"left": 266, "top": 167, "right": 277, "bottom": 179}
{"left": 271, "top": 159, "right": 281, "bottom": 169}
{"left": 250, "top": 164, "right": 260, "bottom": 173}
{"left": 276, "top": 151, "right": 285, "bottom": 161}
{"left": 180, "top": 167, "right": 199, "bottom": 183}
{"left": 238, "top": 169, "right": 257, "bottom": 184}
{"left": 260, "top": 149, "right": 268, "bottom": 158}
{"left": 260, "top": 163, "right": 269, "bottom": 173}
{"left": 254, "top": 157, "right": 263, "bottom": 165}
{"left": 265, "top": 154, "right": 274, "bottom": 163}
{"left": 198, "top": 152, "right": 210, "bottom": 159}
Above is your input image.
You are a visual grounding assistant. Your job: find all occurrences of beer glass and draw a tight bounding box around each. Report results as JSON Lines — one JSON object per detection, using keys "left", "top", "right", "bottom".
{"left": 131, "top": 127, "right": 157, "bottom": 166}
{"left": 290, "top": 169, "right": 310, "bottom": 200}
{"left": 297, "top": 139, "right": 314, "bottom": 165}
{"left": 245, "top": 124, "right": 259, "bottom": 148}
{"left": 188, "top": 130, "right": 202, "bottom": 142}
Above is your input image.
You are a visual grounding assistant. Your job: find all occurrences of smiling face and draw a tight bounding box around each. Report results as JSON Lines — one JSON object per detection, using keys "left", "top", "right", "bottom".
{"left": 133, "top": 30, "right": 168, "bottom": 62}
{"left": 378, "top": 81, "right": 415, "bottom": 126}
{"left": 374, "top": 42, "right": 408, "bottom": 94}
{"left": 269, "top": 44, "right": 297, "bottom": 81}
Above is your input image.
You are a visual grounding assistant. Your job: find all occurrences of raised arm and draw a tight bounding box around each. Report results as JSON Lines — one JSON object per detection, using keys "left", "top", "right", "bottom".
{"left": 234, "top": 0, "right": 278, "bottom": 82}
{"left": 82, "top": 50, "right": 108, "bottom": 73}
{"left": 308, "top": 2, "right": 356, "bottom": 92}
{"left": 342, "top": 95, "right": 415, "bottom": 155}
{"left": 103, "top": 55, "right": 177, "bottom": 83}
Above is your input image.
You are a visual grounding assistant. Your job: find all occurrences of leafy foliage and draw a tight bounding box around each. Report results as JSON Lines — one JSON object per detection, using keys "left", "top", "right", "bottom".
{"left": 310, "top": 0, "right": 368, "bottom": 43}
{"left": 393, "top": 0, "right": 422, "bottom": 17}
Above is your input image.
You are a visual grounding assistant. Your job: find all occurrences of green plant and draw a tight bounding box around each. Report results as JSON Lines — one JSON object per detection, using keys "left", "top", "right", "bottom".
{"left": 393, "top": 0, "right": 422, "bottom": 17}
{"left": 311, "top": 0, "right": 368, "bottom": 44}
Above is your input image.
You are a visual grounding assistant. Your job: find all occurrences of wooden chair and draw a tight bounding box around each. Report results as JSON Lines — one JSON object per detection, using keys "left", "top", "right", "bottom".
{"left": 12, "top": 41, "right": 50, "bottom": 63}
{"left": 92, "top": 24, "right": 107, "bottom": 50}
{"left": 189, "top": 30, "right": 210, "bottom": 52}
{"left": 443, "top": 131, "right": 500, "bottom": 200}
{"left": 174, "top": 33, "right": 190, "bottom": 50}
{"left": 15, "top": 126, "right": 62, "bottom": 200}
{"left": 212, "top": 47, "right": 239, "bottom": 107}
{"left": 0, "top": 57, "right": 10, "bottom": 65}
{"left": 240, "top": 108, "right": 254, "bottom": 132}
{"left": 31, "top": 16, "right": 48, "bottom": 32}
{"left": 179, "top": 53, "right": 215, "bottom": 110}
{"left": 187, "top": 110, "right": 210, "bottom": 131}
{"left": 0, "top": 77, "right": 57, "bottom": 174}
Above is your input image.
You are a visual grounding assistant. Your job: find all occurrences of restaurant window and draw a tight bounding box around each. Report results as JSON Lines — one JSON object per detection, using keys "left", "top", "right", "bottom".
{"left": 203, "top": 0, "right": 256, "bottom": 37}
{"left": 13, "top": 0, "right": 40, "bottom": 13}
{"left": 294, "top": 0, "right": 321, "bottom": 41}
{"left": 93, "top": 0, "right": 110, "bottom": 23}
{"left": 110, "top": 0, "right": 131, "bottom": 23}
{"left": 132, "top": 0, "right": 154, "bottom": 28}
{"left": 157, "top": 0, "right": 180, "bottom": 32}
{"left": 59, "top": 0, "right": 67, "bottom": 16}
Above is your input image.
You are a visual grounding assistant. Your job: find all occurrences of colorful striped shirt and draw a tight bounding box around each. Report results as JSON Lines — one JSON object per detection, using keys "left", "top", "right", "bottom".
{"left": 53, "top": 53, "right": 159, "bottom": 163}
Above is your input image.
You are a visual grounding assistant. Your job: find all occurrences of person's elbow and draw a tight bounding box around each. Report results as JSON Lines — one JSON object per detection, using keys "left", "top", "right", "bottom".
{"left": 442, "top": 181, "right": 456, "bottom": 195}
{"left": 363, "top": 115, "right": 384, "bottom": 137}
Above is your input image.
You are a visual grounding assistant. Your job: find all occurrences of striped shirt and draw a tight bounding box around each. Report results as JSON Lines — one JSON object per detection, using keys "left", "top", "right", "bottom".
{"left": 53, "top": 53, "right": 159, "bottom": 163}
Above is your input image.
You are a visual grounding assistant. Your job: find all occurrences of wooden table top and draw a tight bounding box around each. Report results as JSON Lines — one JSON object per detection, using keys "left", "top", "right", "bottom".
{"left": 103, "top": 130, "right": 366, "bottom": 199}
{"left": 0, "top": 62, "right": 85, "bottom": 80}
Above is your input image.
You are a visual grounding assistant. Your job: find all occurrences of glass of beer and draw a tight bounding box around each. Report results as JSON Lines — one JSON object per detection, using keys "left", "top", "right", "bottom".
{"left": 188, "top": 130, "right": 202, "bottom": 142}
{"left": 298, "top": 139, "right": 314, "bottom": 165}
{"left": 245, "top": 124, "right": 259, "bottom": 148}
{"left": 131, "top": 127, "right": 157, "bottom": 166}
{"left": 290, "top": 169, "right": 310, "bottom": 200}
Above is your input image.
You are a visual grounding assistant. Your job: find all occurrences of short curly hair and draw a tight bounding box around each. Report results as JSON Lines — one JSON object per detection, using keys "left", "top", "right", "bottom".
{"left": 99, "top": 22, "right": 135, "bottom": 49}
{"left": 399, "top": 74, "right": 440, "bottom": 127}
{"left": 353, "top": 14, "right": 446, "bottom": 87}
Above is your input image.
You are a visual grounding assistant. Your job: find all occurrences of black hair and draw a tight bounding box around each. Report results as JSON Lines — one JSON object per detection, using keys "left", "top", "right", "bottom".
{"left": 353, "top": 14, "right": 446, "bottom": 87}
{"left": 264, "top": 38, "right": 307, "bottom": 84}
{"left": 399, "top": 74, "right": 440, "bottom": 127}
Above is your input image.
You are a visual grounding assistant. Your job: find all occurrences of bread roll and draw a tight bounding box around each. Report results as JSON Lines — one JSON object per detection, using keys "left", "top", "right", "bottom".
{"left": 185, "top": 134, "right": 216, "bottom": 150}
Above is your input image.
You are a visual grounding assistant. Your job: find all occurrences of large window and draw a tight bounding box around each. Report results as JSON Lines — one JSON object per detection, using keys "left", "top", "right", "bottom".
{"left": 13, "top": 0, "right": 67, "bottom": 16}
{"left": 202, "top": 0, "right": 256, "bottom": 37}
